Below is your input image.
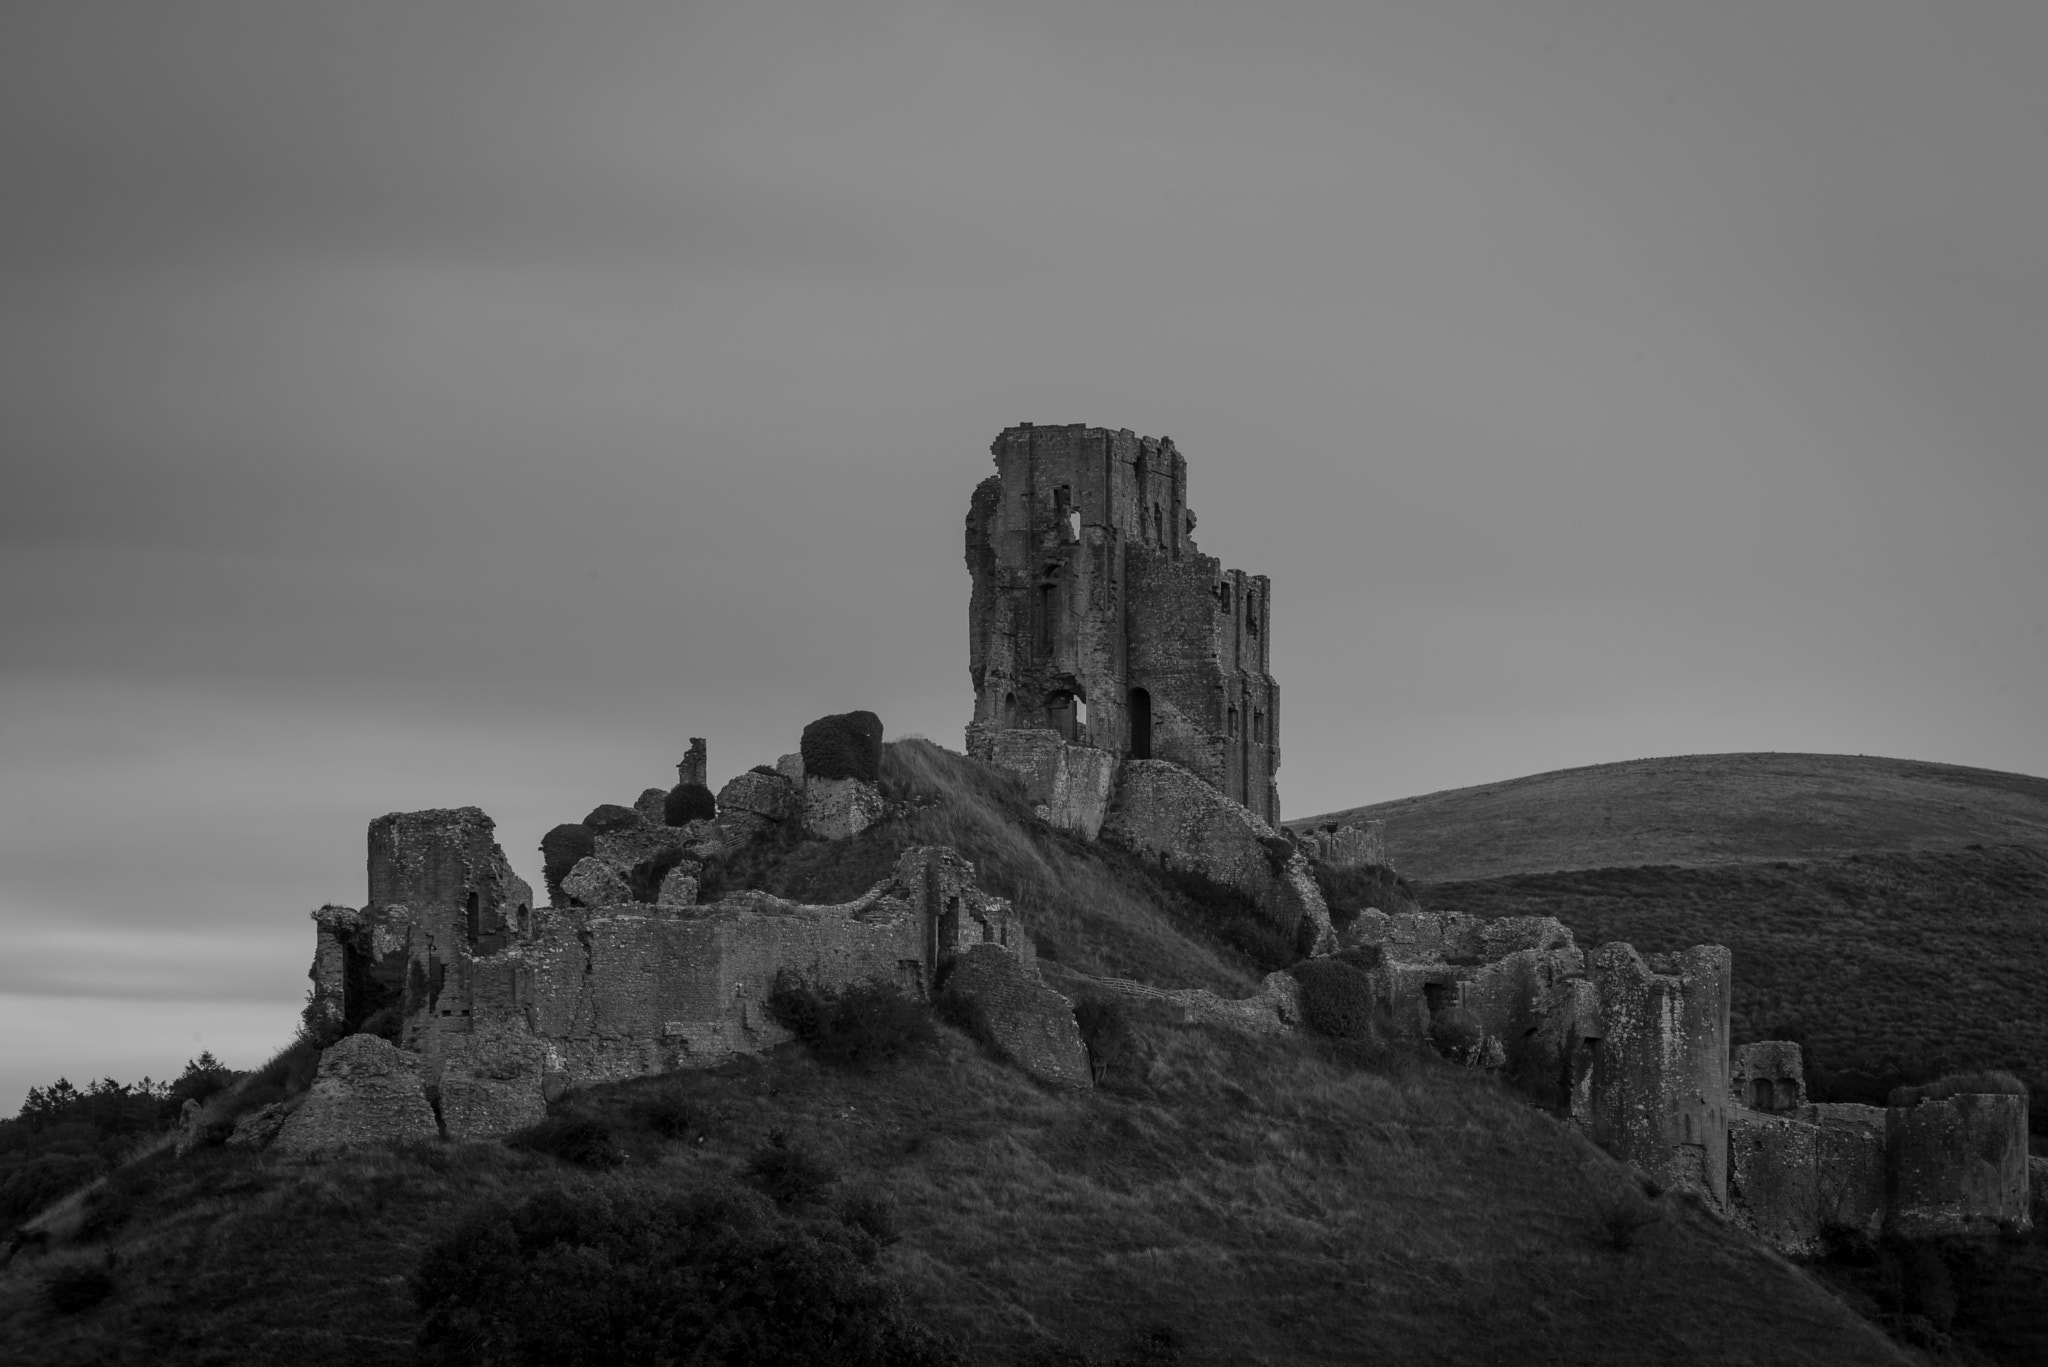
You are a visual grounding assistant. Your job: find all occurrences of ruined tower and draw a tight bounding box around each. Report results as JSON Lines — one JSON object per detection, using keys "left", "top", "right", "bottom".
{"left": 965, "top": 423, "right": 1281, "bottom": 823}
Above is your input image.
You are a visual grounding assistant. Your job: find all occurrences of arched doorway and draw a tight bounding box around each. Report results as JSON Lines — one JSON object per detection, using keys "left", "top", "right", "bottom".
{"left": 1128, "top": 687, "right": 1152, "bottom": 759}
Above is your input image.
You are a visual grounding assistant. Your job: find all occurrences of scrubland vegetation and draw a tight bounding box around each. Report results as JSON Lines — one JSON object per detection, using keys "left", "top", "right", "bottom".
{"left": 9, "top": 742, "right": 2046, "bottom": 1363}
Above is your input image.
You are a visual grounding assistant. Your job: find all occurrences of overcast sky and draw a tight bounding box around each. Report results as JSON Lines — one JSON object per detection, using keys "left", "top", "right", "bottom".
{"left": 4, "top": 1, "right": 2044, "bottom": 1110}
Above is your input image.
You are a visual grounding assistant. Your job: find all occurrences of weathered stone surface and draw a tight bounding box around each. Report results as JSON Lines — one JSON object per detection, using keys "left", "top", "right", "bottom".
{"left": 633, "top": 787, "right": 669, "bottom": 825}
{"left": 1584, "top": 943, "right": 1731, "bottom": 1209}
{"left": 225, "top": 1101, "right": 291, "bottom": 1152}
{"left": 436, "top": 1070, "right": 547, "bottom": 1140}
{"left": 271, "top": 1035, "right": 440, "bottom": 1156}
{"left": 1294, "top": 822, "right": 1386, "bottom": 869}
{"left": 1049, "top": 967, "right": 1305, "bottom": 1035}
{"left": 942, "top": 944, "right": 1090, "bottom": 1088}
{"left": 979, "top": 729, "right": 1118, "bottom": 839}
{"left": 1729, "top": 1109, "right": 1824, "bottom": 1254}
{"left": 592, "top": 820, "right": 687, "bottom": 879}
{"left": 1814, "top": 1102, "right": 1887, "bottom": 1236}
{"left": 803, "top": 775, "right": 884, "bottom": 840}
{"left": 719, "top": 770, "right": 796, "bottom": 822}
{"left": 561, "top": 856, "right": 631, "bottom": 909}
{"left": 677, "top": 738, "right": 708, "bottom": 789}
{"left": 306, "top": 904, "right": 361, "bottom": 1033}
{"left": 965, "top": 425, "right": 1282, "bottom": 824}
{"left": 657, "top": 866, "right": 700, "bottom": 906}
{"left": 1886, "top": 1092, "right": 2032, "bottom": 1237}
{"left": 776, "top": 752, "right": 805, "bottom": 786}
{"left": 1732, "top": 1040, "right": 1807, "bottom": 1112}
{"left": 1103, "top": 759, "right": 1334, "bottom": 954}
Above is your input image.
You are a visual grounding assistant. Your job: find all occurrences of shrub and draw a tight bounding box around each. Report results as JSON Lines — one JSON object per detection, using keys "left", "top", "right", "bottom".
{"left": 766, "top": 974, "right": 935, "bottom": 1069}
{"left": 744, "top": 1130, "right": 837, "bottom": 1207}
{"left": 164, "top": 1051, "right": 235, "bottom": 1112}
{"left": 1429, "top": 1007, "right": 1486, "bottom": 1064}
{"left": 505, "top": 1116, "right": 626, "bottom": 1169}
{"left": 839, "top": 1191, "right": 900, "bottom": 1248}
{"left": 1293, "top": 958, "right": 1376, "bottom": 1039}
{"left": 413, "top": 1185, "right": 957, "bottom": 1367}
{"left": 1594, "top": 1188, "right": 1663, "bottom": 1251}
{"left": 582, "top": 803, "right": 641, "bottom": 832}
{"left": 540, "top": 824, "right": 596, "bottom": 899}
{"left": 1310, "top": 862, "right": 1419, "bottom": 930}
{"left": 633, "top": 1086, "right": 692, "bottom": 1141}
{"left": 1073, "top": 995, "right": 1134, "bottom": 1085}
{"left": 664, "top": 782, "right": 717, "bottom": 826}
{"left": 932, "top": 982, "right": 1004, "bottom": 1061}
{"left": 43, "top": 1263, "right": 114, "bottom": 1314}
{"left": 1154, "top": 867, "right": 1299, "bottom": 973}
{"left": 801, "top": 710, "right": 885, "bottom": 783}
{"left": 0, "top": 1154, "right": 105, "bottom": 1225}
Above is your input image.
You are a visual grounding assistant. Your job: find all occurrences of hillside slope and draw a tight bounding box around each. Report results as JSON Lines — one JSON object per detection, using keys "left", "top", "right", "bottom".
{"left": 0, "top": 742, "right": 1932, "bottom": 1366}
{"left": 1291, "top": 752, "right": 2048, "bottom": 882}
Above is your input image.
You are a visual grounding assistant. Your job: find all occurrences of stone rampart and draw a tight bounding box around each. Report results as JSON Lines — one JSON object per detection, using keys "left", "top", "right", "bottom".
{"left": 1295, "top": 822, "right": 1387, "bottom": 869}
{"left": 975, "top": 728, "right": 1118, "bottom": 839}
{"left": 1886, "top": 1092, "right": 2032, "bottom": 1237}
{"left": 1103, "top": 759, "right": 1334, "bottom": 955}
{"left": 271, "top": 1035, "right": 441, "bottom": 1157}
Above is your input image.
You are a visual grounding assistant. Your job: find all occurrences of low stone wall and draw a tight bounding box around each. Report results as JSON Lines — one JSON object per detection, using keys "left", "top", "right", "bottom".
{"left": 1048, "top": 966, "right": 1305, "bottom": 1036}
{"left": 1294, "top": 821, "right": 1387, "bottom": 869}
{"left": 976, "top": 729, "right": 1119, "bottom": 839}
{"left": 1103, "top": 759, "right": 1334, "bottom": 955}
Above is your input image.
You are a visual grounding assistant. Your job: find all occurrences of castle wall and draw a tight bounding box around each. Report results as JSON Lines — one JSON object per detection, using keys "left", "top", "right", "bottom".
{"left": 1585, "top": 943, "right": 1731, "bottom": 1208}
{"left": 1886, "top": 1092, "right": 2032, "bottom": 1237}
{"left": 966, "top": 424, "right": 1281, "bottom": 824}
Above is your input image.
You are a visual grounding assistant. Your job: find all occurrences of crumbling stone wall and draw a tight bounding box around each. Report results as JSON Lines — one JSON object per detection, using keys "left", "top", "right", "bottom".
{"left": 1294, "top": 821, "right": 1387, "bottom": 869}
{"left": 971, "top": 728, "right": 1117, "bottom": 839}
{"left": 941, "top": 944, "right": 1091, "bottom": 1088}
{"left": 1728, "top": 1111, "right": 1825, "bottom": 1254}
{"left": 1886, "top": 1091, "right": 2032, "bottom": 1237}
{"left": 965, "top": 423, "right": 1281, "bottom": 824}
{"left": 1584, "top": 943, "right": 1731, "bottom": 1209}
{"left": 1103, "top": 759, "right": 1334, "bottom": 955}
{"left": 271, "top": 1034, "right": 441, "bottom": 1157}
{"left": 1731, "top": 1040, "right": 1807, "bottom": 1112}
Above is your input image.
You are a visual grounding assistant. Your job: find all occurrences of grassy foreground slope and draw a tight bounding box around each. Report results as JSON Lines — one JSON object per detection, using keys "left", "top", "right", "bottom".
{"left": 1291, "top": 752, "right": 2048, "bottom": 882}
{"left": 0, "top": 743, "right": 1925, "bottom": 1365}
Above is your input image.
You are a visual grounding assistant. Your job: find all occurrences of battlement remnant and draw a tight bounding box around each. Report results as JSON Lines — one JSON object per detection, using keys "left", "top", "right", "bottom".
{"left": 966, "top": 424, "right": 1281, "bottom": 824}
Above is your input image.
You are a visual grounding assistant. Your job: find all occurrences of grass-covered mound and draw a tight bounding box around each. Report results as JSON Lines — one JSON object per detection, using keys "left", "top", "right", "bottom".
{"left": 1419, "top": 845, "right": 2048, "bottom": 1133}
{"left": 0, "top": 1004, "right": 1923, "bottom": 1366}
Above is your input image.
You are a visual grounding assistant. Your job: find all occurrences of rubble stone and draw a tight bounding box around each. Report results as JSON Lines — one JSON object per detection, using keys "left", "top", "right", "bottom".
{"left": 657, "top": 866, "right": 700, "bottom": 906}
{"left": 804, "top": 775, "right": 884, "bottom": 840}
{"left": 941, "top": 943, "right": 1091, "bottom": 1089}
{"left": 224, "top": 1101, "right": 291, "bottom": 1152}
{"left": 979, "top": 729, "right": 1117, "bottom": 839}
{"left": 561, "top": 856, "right": 631, "bottom": 909}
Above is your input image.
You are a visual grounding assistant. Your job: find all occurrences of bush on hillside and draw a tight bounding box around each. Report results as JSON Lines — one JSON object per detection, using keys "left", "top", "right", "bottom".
{"left": 0, "top": 1155, "right": 106, "bottom": 1225}
{"left": 767, "top": 973, "right": 935, "bottom": 1069}
{"left": 540, "top": 823, "right": 596, "bottom": 901}
{"left": 1155, "top": 867, "right": 1300, "bottom": 973}
{"left": 1072, "top": 994, "right": 1135, "bottom": 1085}
{"left": 664, "top": 782, "right": 717, "bottom": 826}
{"left": 1293, "top": 959, "right": 1376, "bottom": 1039}
{"left": 744, "top": 1130, "right": 837, "bottom": 1207}
{"left": 43, "top": 1263, "right": 115, "bottom": 1315}
{"left": 414, "top": 1184, "right": 956, "bottom": 1367}
{"left": 505, "top": 1116, "right": 626, "bottom": 1169}
{"left": 1429, "top": 1007, "right": 1487, "bottom": 1064}
{"left": 1310, "top": 861, "right": 1420, "bottom": 932}
{"left": 581, "top": 803, "right": 641, "bottom": 833}
{"left": 801, "top": 710, "right": 885, "bottom": 783}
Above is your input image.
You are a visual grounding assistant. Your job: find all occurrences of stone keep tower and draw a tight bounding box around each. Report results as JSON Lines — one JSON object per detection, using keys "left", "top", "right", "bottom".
{"left": 966, "top": 423, "right": 1281, "bottom": 823}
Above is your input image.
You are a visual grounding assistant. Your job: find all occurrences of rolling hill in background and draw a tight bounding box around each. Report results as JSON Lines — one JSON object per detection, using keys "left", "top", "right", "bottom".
{"left": 1292, "top": 752, "right": 2048, "bottom": 882}
{"left": 1295, "top": 752, "right": 2048, "bottom": 1129}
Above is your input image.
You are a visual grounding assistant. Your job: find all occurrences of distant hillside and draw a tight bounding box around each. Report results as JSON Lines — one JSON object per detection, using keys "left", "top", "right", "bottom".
{"left": 1292, "top": 752, "right": 2048, "bottom": 882}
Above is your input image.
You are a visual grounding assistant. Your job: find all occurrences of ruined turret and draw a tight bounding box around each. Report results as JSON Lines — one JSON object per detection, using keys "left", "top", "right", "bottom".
{"left": 965, "top": 424, "right": 1282, "bottom": 823}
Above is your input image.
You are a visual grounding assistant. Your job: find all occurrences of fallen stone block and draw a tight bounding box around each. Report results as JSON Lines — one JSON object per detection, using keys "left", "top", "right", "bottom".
{"left": 979, "top": 729, "right": 1117, "bottom": 839}
{"left": 561, "top": 856, "right": 632, "bottom": 909}
{"left": 940, "top": 944, "right": 1091, "bottom": 1089}
{"left": 271, "top": 1034, "right": 440, "bottom": 1157}
{"left": 804, "top": 775, "right": 884, "bottom": 840}
{"left": 224, "top": 1101, "right": 291, "bottom": 1152}
{"left": 657, "top": 865, "right": 700, "bottom": 906}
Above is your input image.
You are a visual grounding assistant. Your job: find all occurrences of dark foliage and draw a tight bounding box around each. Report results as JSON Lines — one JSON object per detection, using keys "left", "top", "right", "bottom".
{"left": 1292, "top": 958, "right": 1376, "bottom": 1039}
{"left": 505, "top": 1116, "right": 627, "bottom": 1170}
{"left": 414, "top": 1185, "right": 956, "bottom": 1367}
{"left": 744, "top": 1130, "right": 838, "bottom": 1208}
{"left": 839, "top": 1191, "right": 901, "bottom": 1248}
{"left": 1429, "top": 1007, "right": 1486, "bottom": 1063}
{"left": 1073, "top": 995, "right": 1135, "bottom": 1086}
{"left": 632, "top": 1086, "right": 692, "bottom": 1141}
{"left": 540, "top": 823, "right": 595, "bottom": 900}
{"left": 164, "top": 1052, "right": 236, "bottom": 1113}
{"left": 766, "top": 974, "right": 936, "bottom": 1069}
{"left": 1257, "top": 835, "right": 1295, "bottom": 877}
{"left": 1810, "top": 1229, "right": 2048, "bottom": 1364}
{"left": 1153, "top": 867, "right": 1298, "bottom": 973}
{"left": 664, "top": 782, "right": 718, "bottom": 826}
{"left": 931, "top": 984, "right": 1003, "bottom": 1061}
{"left": 751, "top": 764, "right": 780, "bottom": 776}
{"left": 581, "top": 803, "right": 641, "bottom": 832}
{"left": 801, "top": 710, "right": 885, "bottom": 783}
{"left": 1310, "top": 861, "right": 1421, "bottom": 931}
{"left": 1594, "top": 1189, "right": 1663, "bottom": 1252}
{"left": 44, "top": 1263, "right": 115, "bottom": 1314}
{"left": 0, "top": 1154, "right": 106, "bottom": 1225}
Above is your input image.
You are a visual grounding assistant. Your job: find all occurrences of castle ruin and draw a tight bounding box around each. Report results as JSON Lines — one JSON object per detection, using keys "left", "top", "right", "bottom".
{"left": 966, "top": 424, "right": 1281, "bottom": 824}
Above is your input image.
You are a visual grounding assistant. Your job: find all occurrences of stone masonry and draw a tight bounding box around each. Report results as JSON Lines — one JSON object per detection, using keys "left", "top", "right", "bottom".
{"left": 966, "top": 424, "right": 1281, "bottom": 824}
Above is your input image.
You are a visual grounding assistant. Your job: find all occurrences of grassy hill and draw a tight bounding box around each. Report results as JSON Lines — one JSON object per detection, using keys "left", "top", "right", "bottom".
{"left": 0, "top": 742, "right": 2024, "bottom": 1365}
{"left": 1291, "top": 752, "right": 2048, "bottom": 882}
